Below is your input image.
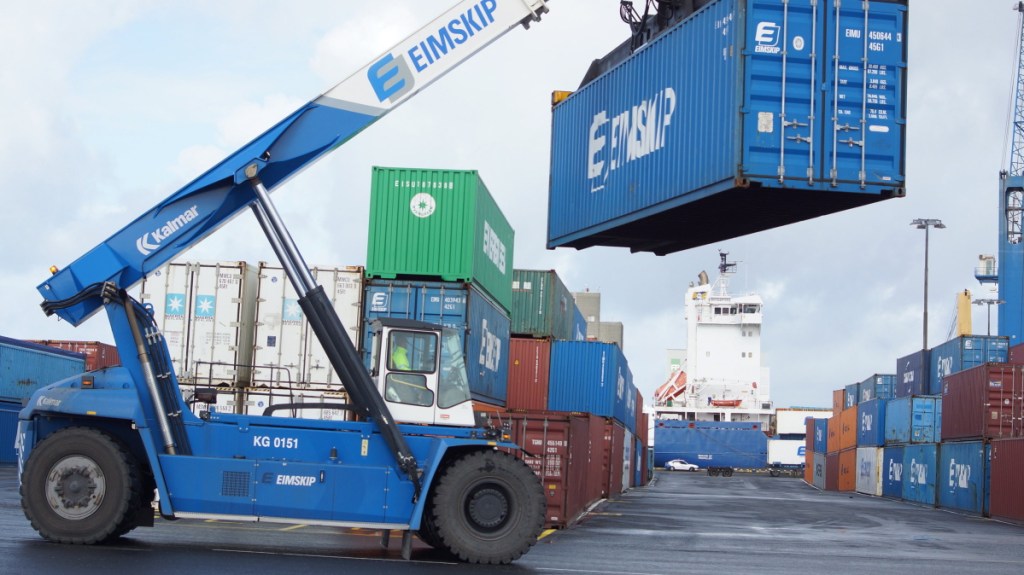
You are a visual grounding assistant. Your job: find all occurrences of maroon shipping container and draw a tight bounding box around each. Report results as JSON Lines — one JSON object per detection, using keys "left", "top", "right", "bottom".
{"left": 603, "top": 420, "right": 625, "bottom": 497}
{"left": 507, "top": 339, "right": 551, "bottom": 410}
{"left": 1009, "top": 343, "right": 1024, "bottom": 365}
{"left": 941, "top": 364, "right": 1024, "bottom": 441}
{"left": 990, "top": 437, "right": 1024, "bottom": 523}
{"left": 505, "top": 411, "right": 596, "bottom": 528}
{"left": 636, "top": 401, "right": 650, "bottom": 486}
{"left": 29, "top": 340, "right": 120, "bottom": 371}
{"left": 805, "top": 417, "right": 815, "bottom": 455}
{"left": 825, "top": 452, "right": 839, "bottom": 491}
{"left": 586, "top": 415, "right": 608, "bottom": 502}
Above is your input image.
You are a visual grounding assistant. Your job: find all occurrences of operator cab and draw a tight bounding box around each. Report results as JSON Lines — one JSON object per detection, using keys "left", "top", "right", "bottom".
{"left": 370, "top": 318, "right": 474, "bottom": 427}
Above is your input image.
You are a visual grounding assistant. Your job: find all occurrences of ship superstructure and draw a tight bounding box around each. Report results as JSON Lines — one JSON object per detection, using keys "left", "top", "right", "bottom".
{"left": 655, "top": 253, "right": 773, "bottom": 424}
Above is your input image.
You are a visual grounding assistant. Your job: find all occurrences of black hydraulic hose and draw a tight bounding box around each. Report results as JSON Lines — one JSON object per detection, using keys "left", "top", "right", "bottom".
{"left": 40, "top": 282, "right": 118, "bottom": 316}
{"left": 298, "top": 286, "right": 422, "bottom": 499}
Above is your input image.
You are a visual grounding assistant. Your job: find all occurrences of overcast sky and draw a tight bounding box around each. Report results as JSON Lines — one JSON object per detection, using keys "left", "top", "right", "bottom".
{"left": 1, "top": 1, "right": 1018, "bottom": 410}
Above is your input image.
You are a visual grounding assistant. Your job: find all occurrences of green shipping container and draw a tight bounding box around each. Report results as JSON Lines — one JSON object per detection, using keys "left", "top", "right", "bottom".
{"left": 511, "top": 269, "right": 576, "bottom": 340}
{"left": 367, "top": 167, "right": 514, "bottom": 312}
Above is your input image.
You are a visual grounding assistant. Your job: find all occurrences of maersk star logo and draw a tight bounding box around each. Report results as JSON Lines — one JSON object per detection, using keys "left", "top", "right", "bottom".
{"left": 283, "top": 298, "right": 303, "bottom": 322}
{"left": 165, "top": 294, "right": 185, "bottom": 316}
{"left": 195, "top": 296, "right": 216, "bottom": 318}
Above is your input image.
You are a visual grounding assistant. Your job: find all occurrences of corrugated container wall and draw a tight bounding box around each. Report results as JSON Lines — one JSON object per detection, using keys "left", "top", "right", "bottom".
{"left": 547, "top": 0, "right": 908, "bottom": 254}
{"left": 896, "top": 350, "right": 928, "bottom": 397}
{"left": 805, "top": 417, "right": 815, "bottom": 455}
{"left": 507, "top": 338, "right": 551, "bottom": 411}
{"left": 857, "top": 399, "right": 886, "bottom": 447}
{"left": 859, "top": 374, "right": 896, "bottom": 403}
{"left": 929, "top": 335, "right": 1009, "bottom": 395}
{"left": 0, "top": 400, "right": 21, "bottom": 463}
{"left": 28, "top": 340, "right": 119, "bottom": 371}
{"left": 511, "top": 270, "right": 576, "bottom": 340}
{"left": 827, "top": 416, "right": 839, "bottom": 454}
{"left": 572, "top": 306, "right": 587, "bottom": 341}
{"left": 856, "top": 447, "right": 882, "bottom": 497}
{"left": 937, "top": 441, "right": 989, "bottom": 516}
{"left": 885, "top": 396, "right": 941, "bottom": 445}
{"left": 832, "top": 389, "right": 845, "bottom": 413}
{"left": 838, "top": 448, "right": 857, "bottom": 492}
{"left": 881, "top": 445, "right": 905, "bottom": 499}
{"left": 845, "top": 383, "right": 859, "bottom": 409}
{"left": 548, "top": 340, "right": 631, "bottom": 426}
{"left": 653, "top": 421, "right": 767, "bottom": 469}
{"left": 252, "top": 264, "right": 363, "bottom": 388}
{"left": 362, "top": 279, "right": 510, "bottom": 406}
{"left": 989, "top": 437, "right": 1024, "bottom": 522}
{"left": 902, "top": 443, "right": 938, "bottom": 506}
{"left": 941, "top": 363, "right": 1024, "bottom": 441}
{"left": 812, "top": 451, "right": 827, "bottom": 490}
{"left": 0, "top": 336, "right": 86, "bottom": 402}
{"left": 366, "top": 167, "right": 514, "bottom": 312}
{"left": 813, "top": 418, "right": 828, "bottom": 454}
{"left": 1009, "top": 342, "right": 1024, "bottom": 365}
{"left": 139, "top": 261, "right": 258, "bottom": 387}
{"left": 839, "top": 408, "right": 857, "bottom": 450}
{"left": 825, "top": 453, "right": 840, "bottom": 491}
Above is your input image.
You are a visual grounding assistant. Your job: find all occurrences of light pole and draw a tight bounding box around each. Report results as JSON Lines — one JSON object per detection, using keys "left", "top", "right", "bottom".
{"left": 911, "top": 218, "right": 945, "bottom": 350}
{"left": 973, "top": 298, "right": 1005, "bottom": 336}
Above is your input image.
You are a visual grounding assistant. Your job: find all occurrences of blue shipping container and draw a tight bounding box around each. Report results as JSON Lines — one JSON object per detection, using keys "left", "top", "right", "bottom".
{"left": 902, "top": 443, "right": 938, "bottom": 506}
{"left": 937, "top": 441, "right": 990, "bottom": 515}
{"left": 362, "top": 280, "right": 510, "bottom": 405}
{"left": 547, "top": 0, "right": 908, "bottom": 254}
{"left": 885, "top": 396, "right": 941, "bottom": 445}
{"left": 845, "top": 383, "right": 859, "bottom": 409}
{"left": 572, "top": 306, "right": 586, "bottom": 341}
{"left": 896, "top": 350, "right": 929, "bottom": 398}
{"left": 653, "top": 420, "right": 767, "bottom": 469}
{"left": 857, "top": 399, "right": 886, "bottom": 448}
{"left": 0, "top": 336, "right": 86, "bottom": 402}
{"left": 548, "top": 340, "right": 632, "bottom": 427}
{"left": 860, "top": 374, "right": 896, "bottom": 403}
{"left": 0, "top": 400, "right": 20, "bottom": 464}
{"left": 929, "top": 335, "right": 1010, "bottom": 395}
{"left": 881, "top": 445, "right": 905, "bottom": 499}
{"left": 813, "top": 418, "right": 828, "bottom": 454}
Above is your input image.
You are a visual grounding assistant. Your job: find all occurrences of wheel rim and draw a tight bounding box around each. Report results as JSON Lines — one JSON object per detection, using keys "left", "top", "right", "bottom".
{"left": 463, "top": 483, "right": 513, "bottom": 535}
{"left": 45, "top": 455, "right": 106, "bottom": 520}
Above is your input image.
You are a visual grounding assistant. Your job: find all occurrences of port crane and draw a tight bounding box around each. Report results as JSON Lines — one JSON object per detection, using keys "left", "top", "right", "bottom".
{"left": 18, "top": 0, "right": 552, "bottom": 564}
{"left": 996, "top": 2, "right": 1024, "bottom": 343}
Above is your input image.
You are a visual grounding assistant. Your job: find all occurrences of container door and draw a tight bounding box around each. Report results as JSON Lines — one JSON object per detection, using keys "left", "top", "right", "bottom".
{"left": 821, "top": 0, "right": 906, "bottom": 188}
{"left": 744, "top": 0, "right": 822, "bottom": 184}
{"left": 303, "top": 267, "right": 363, "bottom": 387}
{"left": 252, "top": 264, "right": 303, "bottom": 388}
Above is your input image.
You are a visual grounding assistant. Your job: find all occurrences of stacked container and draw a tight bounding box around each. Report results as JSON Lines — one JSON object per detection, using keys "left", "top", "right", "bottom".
{"left": 928, "top": 335, "right": 1009, "bottom": 395}
{"left": 896, "top": 350, "right": 929, "bottom": 398}
{"left": 881, "top": 446, "right": 905, "bottom": 499}
{"left": 28, "top": 340, "right": 119, "bottom": 371}
{"left": 990, "top": 438, "right": 1024, "bottom": 522}
{"left": 0, "top": 336, "right": 86, "bottom": 403}
{"left": 511, "top": 270, "right": 577, "bottom": 340}
{"left": 859, "top": 374, "right": 896, "bottom": 403}
{"left": 548, "top": 340, "right": 635, "bottom": 431}
{"left": 885, "top": 396, "right": 941, "bottom": 445}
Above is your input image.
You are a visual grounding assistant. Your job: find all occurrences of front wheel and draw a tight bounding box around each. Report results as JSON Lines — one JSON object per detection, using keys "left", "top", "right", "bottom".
{"left": 21, "top": 427, "right": 141, "bottom": 544}
{"left": 429, "top": 450, "right": 545, "bottom": 564}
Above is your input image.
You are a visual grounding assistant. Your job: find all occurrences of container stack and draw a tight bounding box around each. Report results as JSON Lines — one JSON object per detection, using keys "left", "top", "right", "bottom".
{"left": 364, "top": 166, "right": 515, "bottom": 410}
{"left": 807, "top": 334, "right": 1024, "bottom": 523}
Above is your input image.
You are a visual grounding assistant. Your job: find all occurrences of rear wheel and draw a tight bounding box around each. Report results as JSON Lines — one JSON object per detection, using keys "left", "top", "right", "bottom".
{"left": 429, "top": 450, "right": 545, "bottom": 564}
{"left": 722, "top": 468, "right": 734, "bottom": 477}
{"left": 21, "top": 427, "right": 140, "bottom": 544}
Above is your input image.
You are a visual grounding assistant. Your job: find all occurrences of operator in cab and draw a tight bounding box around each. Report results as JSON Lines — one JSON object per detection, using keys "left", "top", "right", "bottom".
{"left": 386, "top": 333, "right": 433, "bottom": 406}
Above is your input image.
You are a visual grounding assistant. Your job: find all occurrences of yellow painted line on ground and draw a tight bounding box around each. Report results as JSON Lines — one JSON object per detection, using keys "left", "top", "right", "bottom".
{"left": 538, "top": 529, "right": 557, "bottom": 540}
{"left": 279, "top": 524, "right": 307, "bottom": 531}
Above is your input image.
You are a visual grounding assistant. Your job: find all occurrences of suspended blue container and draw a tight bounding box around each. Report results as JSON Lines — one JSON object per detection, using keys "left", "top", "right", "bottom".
{"left": 885, "top": 396, "right": 941, "bottom": 445}
{"left": 547, "top": 0, "right": 908, "bottom": 254}
{"left": 937, "top": 441, "right": 990, "bottom": 516}
{"left": 895, "top": 350, "right": 929, "bottom": 398}
{"left": 881, "top": 445, "right": 905, "bottom": 499}
{"left": 857, "top": 399, "right": 886, "bottom": 447}
{"left": 928, "top": 335, "right": 1010, "bottom": 395}
{"left": 902, "top": 443, "right": 938, "bottom": 506}
{"left": 549, "top": 340, "right": 632, "bottom": 427}
{"left": 362, "top": 279, "right": 510, "bottom": 406}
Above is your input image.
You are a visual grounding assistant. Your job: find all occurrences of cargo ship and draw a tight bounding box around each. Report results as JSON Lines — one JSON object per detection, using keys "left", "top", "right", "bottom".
{"left": 654, "top": 253, "right": 773, "bottom": 426}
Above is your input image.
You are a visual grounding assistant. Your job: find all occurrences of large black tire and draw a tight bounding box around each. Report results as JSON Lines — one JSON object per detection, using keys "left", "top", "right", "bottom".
{"left": 21, "top": 427, "right": 141, "bottom": 544}
{"left": 429, "top": 450, "right": 545, "bottom": 564}
{"left": 416, "top": 499, "right": 445, "bottom": 550}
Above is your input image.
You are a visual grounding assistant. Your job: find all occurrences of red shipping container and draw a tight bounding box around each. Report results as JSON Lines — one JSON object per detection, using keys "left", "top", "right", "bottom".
{"left": 839, "top": 408, "right": 857, "bottom": 451}
{"left": 586, "top": 415, "right": 607, "bottom": 502}
{"left": 805, "top": 417, "right": 815, "bottom": 455}
{"left": 941, "top": 363, "right": 1024, "bottom": 441}
{"left": 827, "top": 416, "right": 839, "bottom": 454}
{"left": 1009, "top": 342, "right": 1024, "bottom": 365}
{"left": 505, "top": 411, "right": 595, "bottom": 528}
{"left": 838, "top": 447, "right": 856, "bottom": 492}
{"left": 990, "top": 437, "right": 1024, "bottom": 523}
{"left": 507, "top": 339, "right": 551, "bottom": 410}
{"left": 29, "top": 340, "right": 119, "bottom": 371}
{"left": 603, "top": 420, "right": 625, "bottom": 497}
{"left": 825, "top": 452, "right": 839, "bottom": 491}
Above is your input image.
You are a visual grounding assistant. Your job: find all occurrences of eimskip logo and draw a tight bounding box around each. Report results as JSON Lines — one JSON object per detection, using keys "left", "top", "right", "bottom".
{"left": 754, "top": 22, "right": 782, "bottom": 54}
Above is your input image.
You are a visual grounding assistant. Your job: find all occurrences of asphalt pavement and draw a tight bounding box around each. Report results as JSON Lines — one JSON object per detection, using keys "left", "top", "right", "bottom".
{"left": 1, "top": 464, "right": 1021, "bottom": 574}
